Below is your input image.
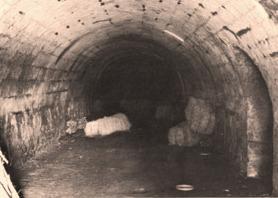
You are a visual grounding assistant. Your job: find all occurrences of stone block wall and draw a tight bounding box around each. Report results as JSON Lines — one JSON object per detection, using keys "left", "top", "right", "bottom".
{"left": 0, "top": 38, "right": 89, "bottom": 165}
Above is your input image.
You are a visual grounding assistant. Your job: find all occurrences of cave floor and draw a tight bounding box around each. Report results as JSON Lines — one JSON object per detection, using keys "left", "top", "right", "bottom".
{"left": 18, "top": 129, "right": 271, "bottom": 197}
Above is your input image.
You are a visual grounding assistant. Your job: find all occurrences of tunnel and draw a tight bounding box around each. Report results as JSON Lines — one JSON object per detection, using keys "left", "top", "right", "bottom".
{"left": 0, "top": 0, "right": 277, "bottom": 197}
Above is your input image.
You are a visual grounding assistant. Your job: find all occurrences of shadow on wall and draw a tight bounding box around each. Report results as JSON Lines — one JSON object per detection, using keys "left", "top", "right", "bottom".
{"left": 234, "top": 47, "right": 273, "bottom": 178}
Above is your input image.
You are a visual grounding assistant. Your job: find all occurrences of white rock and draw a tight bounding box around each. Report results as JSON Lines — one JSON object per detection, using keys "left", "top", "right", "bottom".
{"left": 185, "top": 97, "right": 215, "bottom": 135}
{"left": 65, "top": 117, "right": 87, "bottom": 134}
{"left": 65, "top": 120, "right": 78, "bottom": 134}
{"left": 168, "top": 121, "right": 200, "bottom": 147}
{"left": 84, "top": 113, "right": 131, "bottom": 137}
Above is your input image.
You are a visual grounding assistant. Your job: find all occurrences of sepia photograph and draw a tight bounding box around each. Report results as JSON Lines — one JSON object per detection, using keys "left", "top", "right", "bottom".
{"left": 0, "top": 0, "right": 277, "bottom": 197}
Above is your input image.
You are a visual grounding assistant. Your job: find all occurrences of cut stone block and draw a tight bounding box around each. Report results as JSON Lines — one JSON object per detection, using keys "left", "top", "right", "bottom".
{"left": 185, "top": 97, "right": 215, "bottom": 135}
{"left": 84, "top": 113, "right": 131, "bottom": 137}
{"left": 168, "top": 121, "right": 200, "bottom": 147}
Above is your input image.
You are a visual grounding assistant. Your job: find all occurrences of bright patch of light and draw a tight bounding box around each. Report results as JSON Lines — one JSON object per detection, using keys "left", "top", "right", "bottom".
{"left": 163, "top": 30, "right": 184, "bottom": 43}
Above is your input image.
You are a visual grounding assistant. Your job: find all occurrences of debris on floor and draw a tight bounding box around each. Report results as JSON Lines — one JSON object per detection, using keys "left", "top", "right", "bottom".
{"left": 167, "top": 96, "right": 216, "bottom": 147}
{"left": 176, "top": 184, "right": 194, "bottom": 191}
{"left": 185, "top": 96, "right": 215, "bottom": 135}
{"left": 20, "top": 131, "right": 272, "bottom": 197}
{"left": 84, "top": 113, "right": 131, "bottom": 137}
{"left": 66, "top": 117, "right": 87, "bottom": 134}
{"left": 133, "top": 187, "right": 147, "bottom": 194}
{"left": 65, "top": 120, "right": 78, "bottom": 134}
{"left": 168, "top": 121, "right": 200, "bottom": 146}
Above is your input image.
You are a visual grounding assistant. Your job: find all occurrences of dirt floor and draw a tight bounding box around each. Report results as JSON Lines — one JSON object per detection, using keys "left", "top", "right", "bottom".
{"left": 14, "top": 128, "right": 272, "bottom": 197}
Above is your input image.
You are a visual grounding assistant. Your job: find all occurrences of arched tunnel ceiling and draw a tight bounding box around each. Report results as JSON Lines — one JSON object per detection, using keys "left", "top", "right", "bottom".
{"left": 0, "top": 0, "right": 276, "bottom": 114}
{"left": 1, "top": 0, "right": 276, "bottom": 67}
{"left": 0, "top": 0, "right": 277, "bottom": 143}
{"left": 0, "top": 0, "right": 277, "bottom": 86}
{"left": 0, "top": 0, "right": 277, "bottom": 123}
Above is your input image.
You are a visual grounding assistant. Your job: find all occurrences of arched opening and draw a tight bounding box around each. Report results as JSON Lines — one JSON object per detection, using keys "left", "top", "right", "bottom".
{"left": 15, "top": 34, "right": 273, "bottom": 197}
{"left": 85, "top": 36, "right": 186, "bottom": 131}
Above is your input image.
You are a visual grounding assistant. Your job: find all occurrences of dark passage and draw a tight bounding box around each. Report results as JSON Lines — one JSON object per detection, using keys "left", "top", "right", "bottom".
{"left": 85, "top": 36, "right": 186, "bottom": 129}
{"left": 10, "top": 35, "right": 273, "bottom": 197}
{"left": 19, "top": 130, "right": 271, "bottom": 197}
{"left": 0, "top": 33, "right": 274, "bottom": 198}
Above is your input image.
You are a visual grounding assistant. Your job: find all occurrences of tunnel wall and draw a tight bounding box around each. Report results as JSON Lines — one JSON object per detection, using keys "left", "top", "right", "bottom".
{"left": 233, "top": 47, "right": 273, "bottom": 177}
{"left": 0, "top": 39, "right": 89, "bottom": 165}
